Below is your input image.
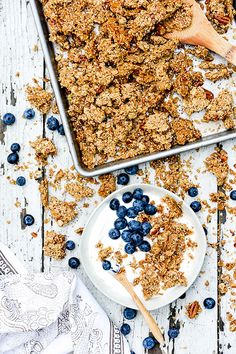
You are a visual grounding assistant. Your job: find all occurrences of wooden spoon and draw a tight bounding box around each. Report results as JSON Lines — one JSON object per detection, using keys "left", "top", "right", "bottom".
{"left": 114, "top": 270, "right": 165, "bottom": 346}
{"left": 165, "top": 0, "right": 236, "bottom": 65}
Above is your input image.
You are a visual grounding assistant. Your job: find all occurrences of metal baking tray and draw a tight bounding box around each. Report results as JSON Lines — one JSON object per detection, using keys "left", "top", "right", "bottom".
{"left": 30, "top": 0, "right": 236, "bottom": 177}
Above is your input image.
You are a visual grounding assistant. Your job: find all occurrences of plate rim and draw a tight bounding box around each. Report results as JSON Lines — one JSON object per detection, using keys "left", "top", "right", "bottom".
{"left": 79, "top": 183, "right": 207, "bottom": 310}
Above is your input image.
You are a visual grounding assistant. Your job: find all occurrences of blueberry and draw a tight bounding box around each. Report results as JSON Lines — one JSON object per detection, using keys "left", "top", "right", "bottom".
{"left": 230, "top": 190, "right": 236, "bottom": 200}
{"left": 23, "top": 214, "right": 34, "bottom": 226}
{"left": 7, "top": 152, "right": 19, "bottom": 164}
{"left": 66, "top": 240, "right": 75, "bottom": 250}
{"left": 47, "top": 116, "right": 59, "bottom": 131}
{"left": 126, "top": 207, "right": 138, "bottom": 219}
{"left": 128, "top": 220, "right": 142, "bottom": 232}
{"left": 121, "top": 230, "right": 132, "bottom": 242}
{"left": 188, "top": 187, "right": 198, "bottom": 197}
{"left": 144, "top": 204, "right": 157, "bottom": 215}
{"left": 138, "top": 241, "right": 151, "bottom": 252}
{"left": 23, "top": 108, "right": 35, "bottom": 119}
{"left": 68, "top": 257, "right": 80, "bottom": 269}
{"left": 2, "top": 113, "right": 16, "bottom": 125}
{"left": 123, "top": 308, "right": 137, "bottom": 320}
{"left": 10, "top": 143, "right": 20, "bottom": 152}
{"left": 203, "top": 297, "right": 215, "bottom": 309}
{"left": 133, "top": 188, "right": 143, "bottom": 200}
{"left": 124, "top": 242, "right": 136, "bottom": 254}
{"left": 58, "top": 124, "right": 65, "bottom": 135}
{"left": 142, "top": 195, "right": 150, "bottom": 204}
{"left": 16, "top": 176, "right": 26, "bottom": 186}
{"left": 168, "top": 327, "right": 179, "bottom": 339}
{"left": 117, "top": 173, "right": 130, "bottom": 185}
{"left": 109, "top": 228, "right": 121, "bottom": 239}
{"left": 124, "top": 165, "right": 138, "bottom": 175}
{"left": 179, "top": 293, "right": 186, "bottom": 299}
{"left": 130, "top": 351, "right": 135, "bottom": 354}
{"left": 143, "top": 337, "right": 156, "bottom": 349}
{"left": 102, "top": 260, "right": 111, "bottom": 270}
{"left": 133, "top": 200, "right": 145, "bottom": 212}
{"left": 203, "top": 227, "right": 208, "bottom": 235}
{"left": 120, "top": 323, "right": 131, "bottom": 335}
{"left": 117, "top": 206, "right": 127, "bottom": 218}
{"left": 114, "top": 218, "right": 127, "bottom": 230}
{"left": 142, "top": 221, "right": 152, "bottom": 235}
{"left": 131, "top": 233, "right": 143, "bottom": 246}
{"left": 190, "top": 201, "right": 202, "bottom": 212}
{"left": 122, "top": 192, "right": 133, "bottom": 203}
{"left": 109, "top": 198, "right": 120, "bottom": 210}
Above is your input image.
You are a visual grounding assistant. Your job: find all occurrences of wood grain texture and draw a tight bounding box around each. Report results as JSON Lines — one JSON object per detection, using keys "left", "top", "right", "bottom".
{"left": 0, "top": 1, "right": 235, "bottom": 353}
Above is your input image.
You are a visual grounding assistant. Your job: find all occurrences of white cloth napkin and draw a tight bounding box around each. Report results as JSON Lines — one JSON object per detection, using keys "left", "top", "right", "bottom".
{"left": 0, "top": 243, "right": 130, "bottom": 354}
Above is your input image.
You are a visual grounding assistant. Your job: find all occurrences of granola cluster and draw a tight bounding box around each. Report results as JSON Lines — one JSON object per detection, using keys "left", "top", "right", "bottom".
{"left": 44, "top": 230, "right": 66, "bottom": 259}
{"left": 41, "top": 0, "right": 235, "bottom": 169}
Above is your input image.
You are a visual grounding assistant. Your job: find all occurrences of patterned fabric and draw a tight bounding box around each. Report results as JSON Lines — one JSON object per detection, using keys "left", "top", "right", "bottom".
{"left": 0, "top": 243, "right": 130, "bottom": 354}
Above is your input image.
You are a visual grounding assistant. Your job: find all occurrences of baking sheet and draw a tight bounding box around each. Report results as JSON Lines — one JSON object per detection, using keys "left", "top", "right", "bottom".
{"left": 29, "top": 0, "right": 236, "bottom": 177}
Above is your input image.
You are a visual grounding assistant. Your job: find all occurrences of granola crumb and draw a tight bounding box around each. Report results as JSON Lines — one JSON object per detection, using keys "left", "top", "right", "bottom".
{"left": 39, "top": 178, "right": 49, "bottom": 207}
{"left": 26, "top": 85, "right": 52, "bottom": 114}
{"left": 44, "top": 230, "right": 65, "bottom": 260}
{"left": 30, "top": 137, "right": 57, "bottom": 165}
{"left": 75, "top": 227, "right": 84, "bottom": 235}
{"left": 48, "top": 196, "right": 77, "bottom": 226}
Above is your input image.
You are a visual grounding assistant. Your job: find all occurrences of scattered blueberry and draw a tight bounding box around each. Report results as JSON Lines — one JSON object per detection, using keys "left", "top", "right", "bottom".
{"left": 2, "top": 113, "right": 16, "bottom": 125}
{"left": 120, "top": 323, "right": 131, "bottom": 336}
{"left": 7, "top": 152, "right": 19, "bottom": 164}
{"left": 190, "top": 201, "right": 202, "bottom": 212}
{"left": 168, "top": 327, "right": 179, "bottom": 339}
{"left": 126, "top": 207, "right": 138, "bottom": 219}
{"left": 143, "top": 337, "right": 156, "bottom": 349}
{"left": 66, "top": 240, "right": 75, "bottom": 250}
{"left": 123, "top": 308, "right": 137, "bottom": 320}
{"left": 122, "top": 192, "right": 133, "bottom": 203}
{"left": 130, "top": 351, "right": 135, "bottom": 354}
{"left": 68, "top": 257, "right": 80, "bottom": 269}
{"left": 23, "top": 214, "right": 35, "bottom": 226}
{"left": 179, "top": 293, "right": 186, "bottom": 299}
{"left": 23, "top": 108, "right": 35, "bottom": 119}
{"left": 10, "top": 143, "right": 20, "bottom": 152}
{"left": 188, "top": 187, "right": 198, "bottom": 197}
{"left": 117, "top": 173, "right": 130, "bottom": 185}
{"left": 124, "top": 165, "right": 138, "bottom": 175}
{"left": 142, "top": 221, "right": 152, "bottom": 235}
{"left": 128, "top": 220, "right": 142, "bottom": 232}
{"left": 203, "top": 227, "right": 208, "bottom": 235}
{"left": 117, "top": 206, "right": 127, "bottom": 218}
{"left": 121, "top": 230, "right": 132, "bottom": 242}
{"left": 114, "top": 218, "right": 127, "bottom": 230}
{"left": 133, "top": 188, "right": 143, "bottom": 200}
{"left": 109, "top": 198, "right": 120, "bottom": 210}
{"left": 203, "top": 297, "right": 215, "bottom": 309}
{"left": 133, "top": 200, "right": 145, "bottom": 212}
{"left": 144, "top": 203, "right": 157, "bottom": 215}
{"left": 16, "top": 176, "right": 26, "bottom": 186}
{"left": 131, "top": 233, "right": 143, "bottom": 246}
{"left": 230, "top": 190, "right": 236, "bottom": 200}
{"left": 124, "top": 242, "right": 136, "bottom": 254}
{"left": 47, "top": 116, "right": 59, "bottom": 131}
{"left": 58, "top": 124, "right": 65, "bottom": 135}
{"left": 142, "top": 195, "right": 150, "bottom": 204}
{"left": 138, "top": 241, "right": 151, "bottom": 252}
{"left": 109, "top": 228, "right": 121, "bottom": 239}
{"left": 102, "top": 260, "right": 111, "bottom": 270}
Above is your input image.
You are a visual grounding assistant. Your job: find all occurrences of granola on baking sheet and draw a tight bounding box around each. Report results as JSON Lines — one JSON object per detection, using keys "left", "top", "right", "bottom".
{"left": 41, "top": 0, "right": 235, "bottom": 169}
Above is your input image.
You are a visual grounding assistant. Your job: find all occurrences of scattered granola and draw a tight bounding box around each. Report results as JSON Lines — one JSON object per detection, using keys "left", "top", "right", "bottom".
{"left": 39, "top": 178, "right": 49, "bottom": 207}
{"left": 43, "top": 230, "right": 66, "bottom": 260}
{"left": 204, "top": 148, "right": 229, "bottom": 186}
{"left": 48, "top": 196, "right": 77, "bottom": 226}
{"left": 206, "top": 0, "right": 234, "bottom": 34}
{"left": 26, "top": 85, "right": 52, "bottom": 114}
{"left": 98, "top": 174, "right": 116, "bottom": 198}
{"left": 30, "top": 138, "right": 57, "bottom": 165}
{"left": 186, "top": 301, "right": 202, "bottom": 319}
{"left": 65, "top": 182, "right": 94, "bottom": 202}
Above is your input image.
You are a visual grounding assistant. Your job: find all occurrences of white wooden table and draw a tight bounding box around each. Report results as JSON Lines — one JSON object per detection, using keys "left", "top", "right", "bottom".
{"left": 0, "top": 1, "right": 236, "bottom": 353}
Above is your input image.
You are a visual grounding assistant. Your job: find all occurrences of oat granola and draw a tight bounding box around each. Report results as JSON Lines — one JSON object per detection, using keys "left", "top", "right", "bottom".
{"left": 204, "top": 148, "right": 229, "bottom": 186}
{"left": 48, "top": 196, "right": 77, "bottom": 226}
{"left": 26, "top": 85, "right": 52, "bottom": 114}
{"left": 30, "top": 137, "right": 57, "bottom": 165}
{"left": 44, "top": 230, "right": 66, "bottom": 260}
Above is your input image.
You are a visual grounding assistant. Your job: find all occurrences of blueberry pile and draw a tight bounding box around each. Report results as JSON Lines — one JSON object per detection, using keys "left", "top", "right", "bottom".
{"left": 47, "top": 116, "right": 65, "bottom": 136}
{"left": 106, "top": 188, "right": 156, "bottom": 258}
{"left": 7, "top": 143, "right": 21, "bottom": 165}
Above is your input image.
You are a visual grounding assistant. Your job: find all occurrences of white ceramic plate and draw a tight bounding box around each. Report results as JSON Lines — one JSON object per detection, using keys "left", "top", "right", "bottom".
{"left": 79, "top": 184, "right": 206, "bottom": 310}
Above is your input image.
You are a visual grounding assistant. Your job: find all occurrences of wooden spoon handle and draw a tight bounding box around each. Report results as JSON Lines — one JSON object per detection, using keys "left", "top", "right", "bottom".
{"left": 115, "top": 272, "right": 165, "bottom": 345}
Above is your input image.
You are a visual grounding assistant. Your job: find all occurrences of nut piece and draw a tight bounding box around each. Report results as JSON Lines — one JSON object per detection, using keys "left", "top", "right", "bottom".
{"left": 186, "top": 301, "right": 202, "bottom": 319}
{"left": 214, "top": 14, "right": 230, "bottom": 25}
